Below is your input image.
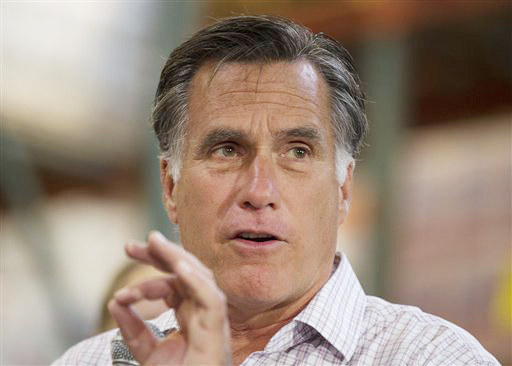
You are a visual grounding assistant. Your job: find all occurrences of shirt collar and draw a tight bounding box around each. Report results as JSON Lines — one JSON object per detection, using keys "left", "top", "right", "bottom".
{"left": 152, "top": 252, "right": 366, "bottom": 362}
{"left": 292, "top": 252, "right": 366, "bottom": 361}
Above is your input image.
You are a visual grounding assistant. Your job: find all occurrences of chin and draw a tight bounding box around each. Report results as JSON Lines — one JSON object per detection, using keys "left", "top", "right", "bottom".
{"left": 219, "top": 265, "right": 290, "bottom": 309}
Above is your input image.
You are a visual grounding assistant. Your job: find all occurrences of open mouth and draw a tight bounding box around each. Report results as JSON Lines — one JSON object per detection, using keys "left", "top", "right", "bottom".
{"left": 235, "top": 232, "right": 279, "bottom": 243}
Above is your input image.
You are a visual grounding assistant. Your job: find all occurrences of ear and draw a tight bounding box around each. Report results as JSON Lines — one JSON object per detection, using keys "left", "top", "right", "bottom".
{"left": 160, "top": 158, "right": 178, "bottom": 224}
{"left": 338, "top": 160, "right": 354, "bottom": 225}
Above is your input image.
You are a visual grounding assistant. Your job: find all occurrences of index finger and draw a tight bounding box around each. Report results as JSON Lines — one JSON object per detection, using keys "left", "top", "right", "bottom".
{"left": 145, "top": 233, "right": 226, "bottom": 311}
{"left": 126, "top": 231, "right": 212, "bottom": 280}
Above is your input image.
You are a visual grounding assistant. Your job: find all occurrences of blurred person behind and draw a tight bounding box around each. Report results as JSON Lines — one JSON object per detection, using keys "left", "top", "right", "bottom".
{"left": 98, "top": 262, "right": 168, "bottom": 333}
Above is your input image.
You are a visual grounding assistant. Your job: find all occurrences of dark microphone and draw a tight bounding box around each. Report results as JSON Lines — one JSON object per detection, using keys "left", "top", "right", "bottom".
{"left": 111, "top": 322, "right": 171, "bottom": 365}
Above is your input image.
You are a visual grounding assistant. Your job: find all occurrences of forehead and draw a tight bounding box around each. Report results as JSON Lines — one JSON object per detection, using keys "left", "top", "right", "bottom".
{"left": 191, "top": 60, "right": 327, "bottom": 96}
{"left": 187, "top": 60, "right": 331, "bottom": 127}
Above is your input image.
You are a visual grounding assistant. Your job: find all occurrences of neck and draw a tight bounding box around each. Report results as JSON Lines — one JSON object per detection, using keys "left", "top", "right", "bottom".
{"left": 229, "top": 317, "right": 290, "bottom": 366}
{"left": 227, "top": 267, "right": 331, "bottom": 365}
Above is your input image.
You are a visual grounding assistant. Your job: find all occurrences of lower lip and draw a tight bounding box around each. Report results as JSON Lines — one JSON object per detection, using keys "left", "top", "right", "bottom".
{"left": 230, "top": 238, "right": 284, "bottom": 255}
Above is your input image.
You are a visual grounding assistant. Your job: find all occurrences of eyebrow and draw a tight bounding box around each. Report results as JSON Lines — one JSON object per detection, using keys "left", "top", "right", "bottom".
{"left": 275, "top": 127, "right": 322, "bottom": 142}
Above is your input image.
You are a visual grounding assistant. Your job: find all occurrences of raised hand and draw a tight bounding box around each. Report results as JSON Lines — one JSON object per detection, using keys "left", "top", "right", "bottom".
{"left": 108, "top": 231, "right": 232, "bottom": 365}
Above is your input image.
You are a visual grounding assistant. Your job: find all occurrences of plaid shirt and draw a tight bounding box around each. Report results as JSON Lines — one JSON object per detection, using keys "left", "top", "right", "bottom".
{"left": 52, "top": 253, "right": 499, "bottom": 365}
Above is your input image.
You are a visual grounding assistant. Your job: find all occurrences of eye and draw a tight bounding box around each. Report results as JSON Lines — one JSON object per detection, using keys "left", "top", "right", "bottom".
{"left": 212, "top": 144, "right": 239, "bottom": 158}
{"left": 286, "top": 146, "right": 310, "bottom": 160}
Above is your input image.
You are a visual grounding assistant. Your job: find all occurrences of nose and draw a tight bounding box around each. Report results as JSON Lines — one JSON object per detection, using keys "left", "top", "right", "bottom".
{"left": 239, "top": 154, "right": 280, "bottom": 210}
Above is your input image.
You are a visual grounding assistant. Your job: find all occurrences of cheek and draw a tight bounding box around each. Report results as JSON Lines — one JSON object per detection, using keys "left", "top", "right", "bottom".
{"left": 176, "top": 171, "right": 233, "bottom": 243}
{"left": 318, "top": 187, "right": 340, "bottom": 220}
{"left": 291, "top": 177, "right": 340, "bottom": 242}
{"left": 294, "top": 175, "right": 339, "bottom": 215}
{"left": 176, "top": 176, "right": 209, "bottom": 237}
{"left": 178, "top": 169, "right": 217, "bottom": 211}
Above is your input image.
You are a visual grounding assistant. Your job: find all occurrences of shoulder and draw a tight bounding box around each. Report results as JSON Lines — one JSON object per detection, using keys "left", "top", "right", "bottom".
{"left": 353, "top": 296, "right": 500, "bottom": 365}
{"left": 51, "top": 329, "right": 117, "bottom": 366}
{"left": 51, "top": 311, "right": 176, "bottom": 366}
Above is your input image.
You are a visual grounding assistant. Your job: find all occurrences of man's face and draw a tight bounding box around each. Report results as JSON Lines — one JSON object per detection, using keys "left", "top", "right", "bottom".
{"left": 162, "top": 61, "right": 352, "bottom": 314}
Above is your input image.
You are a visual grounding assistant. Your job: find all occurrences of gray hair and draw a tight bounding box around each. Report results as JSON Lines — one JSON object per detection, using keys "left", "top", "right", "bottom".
{"left": 153, "top": 15, "right": 367, "bottom": 183}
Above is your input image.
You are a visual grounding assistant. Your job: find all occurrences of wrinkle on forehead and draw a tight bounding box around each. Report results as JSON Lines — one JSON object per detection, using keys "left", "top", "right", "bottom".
{"left": 190, "top": 60, "right": 328, "bottom": 116}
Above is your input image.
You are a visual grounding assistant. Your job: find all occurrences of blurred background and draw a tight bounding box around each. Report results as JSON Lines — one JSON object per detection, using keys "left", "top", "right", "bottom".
{"left": 1, "top": 1, "right": 510, "bottom": 364}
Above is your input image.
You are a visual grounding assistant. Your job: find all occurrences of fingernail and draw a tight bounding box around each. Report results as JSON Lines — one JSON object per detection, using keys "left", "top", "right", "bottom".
{"left": 114, "top": 287, "right": 143, "bottom": 303}
{"left": 126, "top": 239, "right": 146, "bottom": 253}
{"left": 114, "top": 287, "right": 131, "bottom": 299}
{"left": 125, "top": 241, "right": 136, "bottom": 252}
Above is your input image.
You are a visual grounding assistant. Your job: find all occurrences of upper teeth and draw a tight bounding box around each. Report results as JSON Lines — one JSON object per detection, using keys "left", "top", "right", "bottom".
{"left": 240, "top": 232, "right": 273, "bottom": 239}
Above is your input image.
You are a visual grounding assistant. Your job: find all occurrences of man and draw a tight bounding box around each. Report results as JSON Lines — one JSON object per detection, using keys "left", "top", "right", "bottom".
{"left": 53, "top": 15, "right": 499, "bottom": 365}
